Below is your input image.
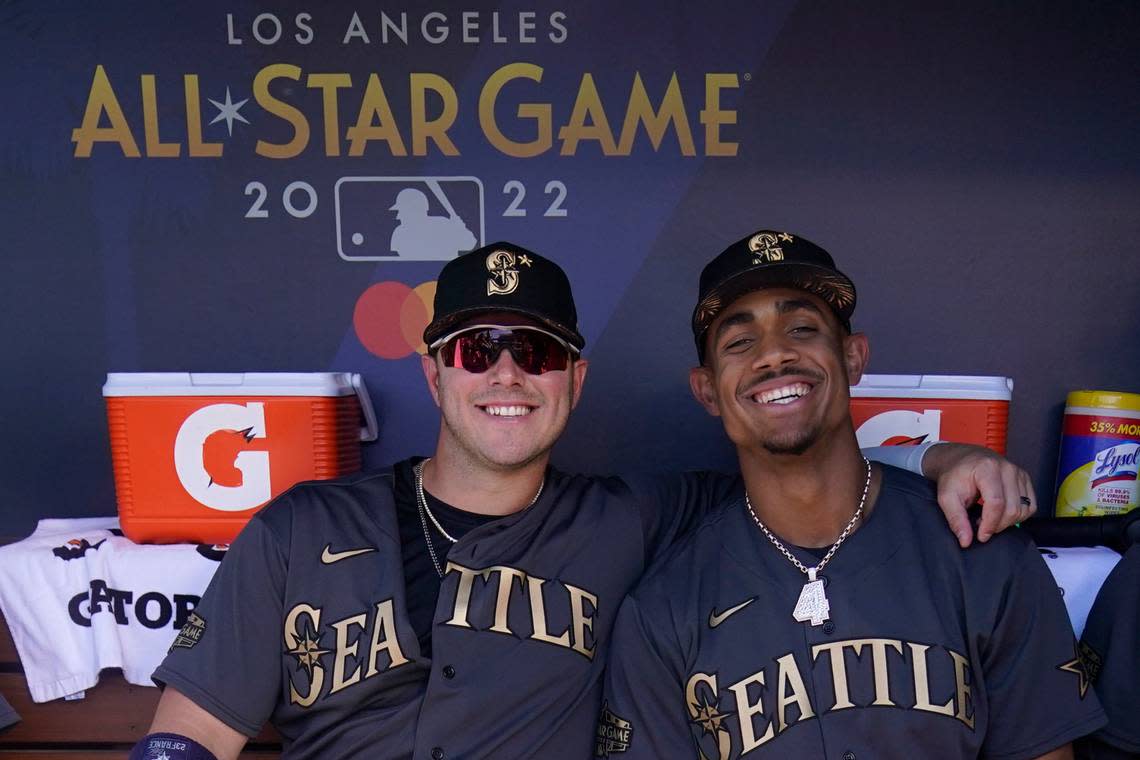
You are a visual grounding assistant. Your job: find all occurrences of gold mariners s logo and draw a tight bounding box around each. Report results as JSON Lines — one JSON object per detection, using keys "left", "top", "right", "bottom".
{"left": 486, "top": 249, "right": 520, "bottom": 296}
{"left": 748, "top": 232, "right": 793, "bottom": 264}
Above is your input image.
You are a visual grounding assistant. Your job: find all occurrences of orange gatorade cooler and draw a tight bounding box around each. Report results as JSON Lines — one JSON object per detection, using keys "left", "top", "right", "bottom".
{"left": 103, "top": 372, "right": 379, "bottom": 544}
{"left": 1055, "top": 390, "right": 1140, "bottom": 517}
{"left": 849, "top": 374, "right": 1013, "bottom": 454}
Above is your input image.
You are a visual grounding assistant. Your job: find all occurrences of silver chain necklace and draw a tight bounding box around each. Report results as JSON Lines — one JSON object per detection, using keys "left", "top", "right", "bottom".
{"left": 414, "top": 458, "right": 545, "bottom": 577}
{"left": 745, "top": 457, "right": 871, "bottom": 626}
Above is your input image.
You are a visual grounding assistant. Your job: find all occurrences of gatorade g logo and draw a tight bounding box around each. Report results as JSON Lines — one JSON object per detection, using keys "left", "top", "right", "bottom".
{"left": 173, "top": 403, "right": 271, "bottom": 511}
{"left": 486, "top": 249, "right": 520, "bottom": 295}
{"left": 855, "top": 409, "right": 942, "bottom": 448}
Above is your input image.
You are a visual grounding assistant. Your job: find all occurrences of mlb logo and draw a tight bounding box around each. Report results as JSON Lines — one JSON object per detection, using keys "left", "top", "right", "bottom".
{"left": 335, "top": 176, "right": 485, "bottom": 261}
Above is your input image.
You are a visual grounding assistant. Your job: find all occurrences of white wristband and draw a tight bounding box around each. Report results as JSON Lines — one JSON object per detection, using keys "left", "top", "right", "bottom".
{"left": 862, "top": 441, "right": 937, "bottom": 476}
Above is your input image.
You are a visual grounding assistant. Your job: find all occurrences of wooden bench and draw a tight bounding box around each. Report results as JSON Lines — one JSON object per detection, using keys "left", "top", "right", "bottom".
{"left": 0, "top": 609, "right": 282, "bottom": 758}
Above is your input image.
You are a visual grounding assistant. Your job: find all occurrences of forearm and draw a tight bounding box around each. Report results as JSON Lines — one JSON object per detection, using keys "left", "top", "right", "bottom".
{"left": 144, "top": 687, "right": 249, "bottom": 760}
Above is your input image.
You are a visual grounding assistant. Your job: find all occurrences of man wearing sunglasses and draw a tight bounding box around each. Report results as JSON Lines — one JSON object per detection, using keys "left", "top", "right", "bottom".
{"left": 137, "top": 242, "right": 1036, "bottom": 760}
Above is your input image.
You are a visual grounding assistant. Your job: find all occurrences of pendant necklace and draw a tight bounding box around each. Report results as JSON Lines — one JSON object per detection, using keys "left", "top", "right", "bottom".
{"left": 745, "top": 458, "right": 871, "bottom": 626}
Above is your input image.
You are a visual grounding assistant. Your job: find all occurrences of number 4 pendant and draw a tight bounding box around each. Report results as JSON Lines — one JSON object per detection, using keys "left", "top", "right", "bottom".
{"left": 793, "top": 568, "right": 830, "bottom": 626}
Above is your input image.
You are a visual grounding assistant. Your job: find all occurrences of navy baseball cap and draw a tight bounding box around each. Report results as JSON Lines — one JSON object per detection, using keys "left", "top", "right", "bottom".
{"left": 692, "top": 230, "right": 856, "bottom": 362}
{"left": 423, "top": 242, "right": 585, "bottom": 352}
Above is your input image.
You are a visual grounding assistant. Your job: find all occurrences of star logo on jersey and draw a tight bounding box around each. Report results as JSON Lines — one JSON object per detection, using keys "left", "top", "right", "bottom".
{"left": 690, "top": 693, "right": 733, "bottom": 736}
{"left": 320, "top": 544, "right": 378, "bottom": 564}
{"left": 288, "top": 629, "right": 330, "bottom": 677}
{"left": 708, "top": 597, "right": 757, "bottom": 628}
{"left": 1058, "top": 639, "right": 1094, "bottom": 698}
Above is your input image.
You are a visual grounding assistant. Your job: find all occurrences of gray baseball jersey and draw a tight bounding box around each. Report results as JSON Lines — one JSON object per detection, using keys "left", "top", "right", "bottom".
{"left": 599, "top": 466, "right": 1106, "bottom": 759}
{"left": 153, "top": 460, "right": 735, "bottom": 759}
{"left": 1078, "top": 543, "right": 1140, "bottom": 756}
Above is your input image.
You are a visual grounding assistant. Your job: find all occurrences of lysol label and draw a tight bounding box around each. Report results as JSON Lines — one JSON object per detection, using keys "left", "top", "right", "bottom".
{"left": 1056, "top": 414, "right": 1140, "bottom": 517}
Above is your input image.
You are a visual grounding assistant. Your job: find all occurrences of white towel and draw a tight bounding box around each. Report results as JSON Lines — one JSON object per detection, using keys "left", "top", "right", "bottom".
{"left": 0, "top": 518, "right": 224, "bottom": 703}
{"left": 1039, "top": 545, "right": 1122, "bottom": 637}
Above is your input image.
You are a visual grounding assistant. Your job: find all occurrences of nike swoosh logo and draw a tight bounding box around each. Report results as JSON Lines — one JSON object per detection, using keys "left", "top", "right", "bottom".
{"left": 708, "top": 597, "right": 757, "bottom": 628}
{"left": 320, "top": 545, "right": 378, "bottom": 564}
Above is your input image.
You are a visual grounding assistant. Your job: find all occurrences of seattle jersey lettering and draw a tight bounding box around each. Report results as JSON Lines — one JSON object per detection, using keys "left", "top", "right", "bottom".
{"left": 284, "top": 598, "right": 409, "bottom": 707}
{"left": 686, "top": 637, "right": 975, "bottom": 757}
{"left": 443, "top": 561, "right": 600, "bottom": 660}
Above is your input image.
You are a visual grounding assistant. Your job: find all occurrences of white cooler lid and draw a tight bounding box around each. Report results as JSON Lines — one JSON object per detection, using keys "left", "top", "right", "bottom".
{"left": 103, "top": 372, "right": 361, "bottom": 397}
{"left": 850, "top": 374, "right": 1013, "bottom": 401}
{"left": 102, "top": 372, "right": 379, "bottom": 442}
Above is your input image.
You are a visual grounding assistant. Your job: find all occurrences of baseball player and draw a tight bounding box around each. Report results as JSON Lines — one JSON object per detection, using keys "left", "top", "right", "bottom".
{"left": 598, "top": 230, "right": 1106, "bottom": 759}
{"left": 1075, "top": 543, "right": 1140, "bottom": 759}
{"left": 389, "top": 186, "right": 476, "bottom": 259}
{"left": 133, "top": 242, "right": 1036, "bottom": 760}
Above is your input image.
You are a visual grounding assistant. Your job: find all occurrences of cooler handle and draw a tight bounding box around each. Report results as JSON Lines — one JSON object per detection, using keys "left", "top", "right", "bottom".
{"left": 351, "top": 373, "right": 380, "bottom": 442}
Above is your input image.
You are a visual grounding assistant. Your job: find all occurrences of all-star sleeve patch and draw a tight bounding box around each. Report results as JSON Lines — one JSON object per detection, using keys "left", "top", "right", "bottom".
{"left": 595, "top": 701, "right": 633, "bottom": 756}
{"left": 169, "top": 611, "right": 208, "bottom": 652}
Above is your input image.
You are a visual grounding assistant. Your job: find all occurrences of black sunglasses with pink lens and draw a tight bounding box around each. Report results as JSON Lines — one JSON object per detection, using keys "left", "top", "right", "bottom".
{"left": 431, "top": 325, "right": 576, "bottom": 375}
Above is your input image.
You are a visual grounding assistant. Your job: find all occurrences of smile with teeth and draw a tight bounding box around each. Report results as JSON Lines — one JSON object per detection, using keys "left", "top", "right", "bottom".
{"left": 752, "top": 382, "right": 812, "bottom": 405}
{"left": 482, "top": 404, "right": 535, "bottom": 417}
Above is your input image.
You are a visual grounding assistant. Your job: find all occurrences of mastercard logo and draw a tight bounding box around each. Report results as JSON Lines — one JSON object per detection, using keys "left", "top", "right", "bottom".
{"left": 353, "top": 281, "right": 438, "bottom": 359}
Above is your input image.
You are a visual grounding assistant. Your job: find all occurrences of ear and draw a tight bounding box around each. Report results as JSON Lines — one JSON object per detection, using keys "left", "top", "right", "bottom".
{"left": 842, "top": 332, "right": 870, "bottom": 385}
{"left": 689, "top": 365, "right": 722, "bottom": 417}
{"left": 568, "top": 358, "right": 589, "bottom": 409}
{"left": 421, "top": 353, "right": 442, "bottom": 408}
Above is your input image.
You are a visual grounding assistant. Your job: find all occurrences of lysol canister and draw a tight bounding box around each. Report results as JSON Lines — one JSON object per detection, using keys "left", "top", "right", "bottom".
{"left": 1055, "top": 390, "right": 1140, "bottom": 517}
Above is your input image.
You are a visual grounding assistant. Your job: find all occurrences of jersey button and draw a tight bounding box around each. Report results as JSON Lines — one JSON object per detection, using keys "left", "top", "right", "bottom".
{"left": 442, "top": 665, "right": 456, "bottom": 679}
{"left": 431, "top": 747, "right": 445, "bottom": 759}
{"left": 823, "top": 621, "right": 836, "bottom": 634}
{"left": 842, "top": 751, "right": 856, "bottom": 760}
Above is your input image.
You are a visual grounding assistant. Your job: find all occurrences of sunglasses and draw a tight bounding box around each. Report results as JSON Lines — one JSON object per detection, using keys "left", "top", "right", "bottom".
{"left": 431, "top": 325, "right": 576, "bottom": 375}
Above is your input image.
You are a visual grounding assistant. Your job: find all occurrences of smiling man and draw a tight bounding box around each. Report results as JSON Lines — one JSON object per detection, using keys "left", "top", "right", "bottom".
{"left": 598, "top": 230, "right": 1105, "bottom": 759}
{"left": 136, "top": 242, "right": 1037, "bottom": 760}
